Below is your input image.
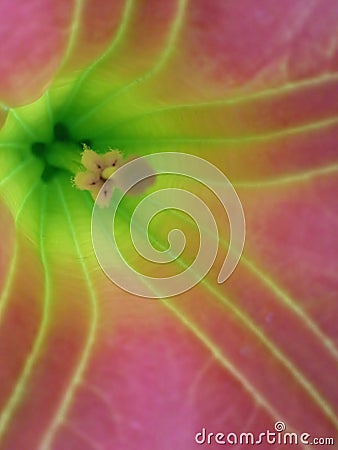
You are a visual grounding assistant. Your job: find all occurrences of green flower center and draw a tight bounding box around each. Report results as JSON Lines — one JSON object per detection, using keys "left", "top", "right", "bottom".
{"left": 30, "top": 122, "right": 90, "bottom": 183}
{"left": 0, "top": 79, "right": 154, "bottom": 250}
{"left": 0, "top": 87, "right": 117, "bottom": 243}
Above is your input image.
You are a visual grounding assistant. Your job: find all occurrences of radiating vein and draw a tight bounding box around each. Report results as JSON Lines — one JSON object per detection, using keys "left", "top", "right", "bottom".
{"left": 59, "top": 0, "right": 134, "bottom": 118}
{"left": 0, "top": 181, "right": 39, "bottom": 325}
{"left": 241, "top": 405, "right": 259, "bottom": 433}
{"left": 73, "top": 0, "right": 188, "bottom": 128}
{"left": 94, "top": 72, "right": 338, "bottom": 133}
{"left": 234, "top": 163, "right": 338, "bottom": 188}
{"left": 164, "top": 300, "right": 278, "bottom": 416}
{"left": 240, "top": 253, "right": 338, "bottom": 360}
{"left": 187, "top": 357, "right": 214, "bottom": 400}
{"left": 0, "top": 101, "right": 8, "bottom": 111}
{"left": 230, "top": 70, "right": 338, "bottom": 106}
{"left": 58, "top": 0, "right": 84, "bottom": 70}
{"left": 8, "top": 110, "right": 38, "bottom": 141}
{"left": 0, "top": 157, "right": 34, "bottom": 192}
{"left": 0, "top": 184, "right": 51, "bottom": 442}
{"left": 0, "top": 143, "right": 27, "bottom": 149}
{"left": 62, "top": 422, "right": 104, "bottom": 450}
{"left": 38, "top": 182, "right": 99, "bottom": 450}
{"left": 45, "top": 90, "right": 54, "bottom": 126}
{"left": 163, "top": 300, "right": 306, "bottom": 448}
{"left": 80, "top": 382, "right": 117, "bottom": 420}
{"left": 97, "top": 115, "right": 338, "bottom": 147}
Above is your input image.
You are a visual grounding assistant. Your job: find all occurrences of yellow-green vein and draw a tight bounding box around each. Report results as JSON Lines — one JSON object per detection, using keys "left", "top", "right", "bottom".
{"left": 93, "top": 72, "right": 338, "bottom": 134}
{"left": 61, "top": 422, "right": 104, "bottom": 450}
{"left": 0, "top": 185, "right": 51, "bottom": 441}
{"left": 240, "top": 252, "right": 338, "bottom": 360}
{"left": 7, "top": 110, "right": 38, "bottom": 141}
{"left": 38, "top": 181, "right": 99, "bottom": 449}
{"left": 0, "top": 157, "right": 34, "bottom": 191}
{"left": 0, "top": 143, "right": 27, "bottom": 149}
{"left": 96, "top": 116, "right": 338, "bottom": 146}
{"left": 59, "top": 0, "right": 84, "bottom": 70}
{"left": 72, "top": 0, "right": 188, "bottom": 129}
{"left": 45, "top": 90, "right": 54, "bottom": 127}
{"left": 59, "top": 0, "right": 135, "bottom": 119}
{"left": 164, "top": 300, "right": 281, "bottom": 419}
{"left": 0, "top": 180, "right": 39, "bottom": 325}
{"left": 234, "top": 163, "right": 338, "bottom": 188}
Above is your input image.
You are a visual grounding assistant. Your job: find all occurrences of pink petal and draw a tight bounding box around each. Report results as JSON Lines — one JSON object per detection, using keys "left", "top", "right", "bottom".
{"left": 0, "top": 0, "right": 75, "bottom": 106}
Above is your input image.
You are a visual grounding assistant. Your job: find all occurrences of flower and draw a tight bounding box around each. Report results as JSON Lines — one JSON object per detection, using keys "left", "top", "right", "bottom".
{"left": 74, "top": 144, "right": 156, "bottom": 207}
{"left": 0, "top": 1, "right": 337, "bottom": 449}
{"left": 74, "top": 145, "right": 124, "bottom": 205}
